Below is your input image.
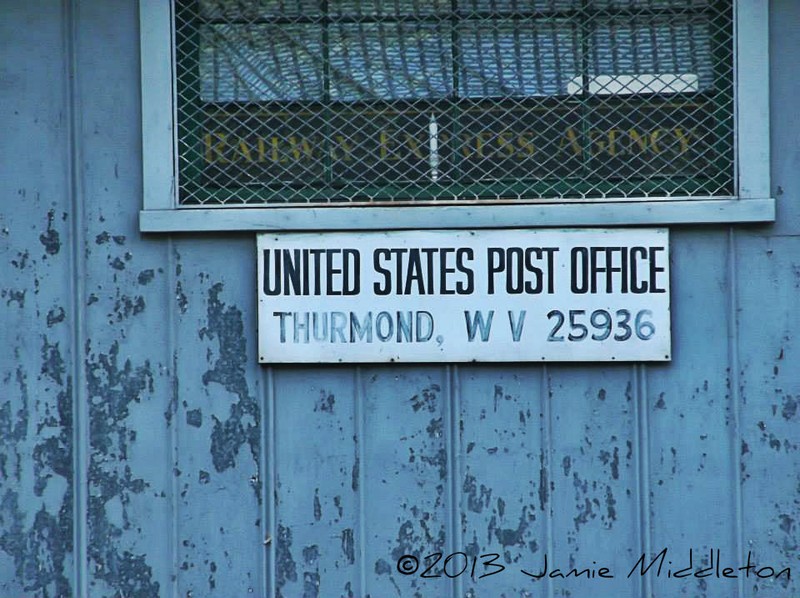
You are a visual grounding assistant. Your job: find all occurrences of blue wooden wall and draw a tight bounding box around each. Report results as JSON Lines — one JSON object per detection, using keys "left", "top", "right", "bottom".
{"left": 1, "top": 1, "right": 798, "bottom": 597}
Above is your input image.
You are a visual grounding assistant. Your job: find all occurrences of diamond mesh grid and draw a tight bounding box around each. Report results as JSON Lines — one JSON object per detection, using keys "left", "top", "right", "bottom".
{"left": 175, "top": 0, "right": 734, "bottom": 205}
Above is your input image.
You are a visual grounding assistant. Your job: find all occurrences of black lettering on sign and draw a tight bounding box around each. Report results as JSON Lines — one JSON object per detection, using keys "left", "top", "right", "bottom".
{"left": 570, "top": 246, "right": 667, "bottom": 295}
{"left": 570, "top": 247, "right": 589, "bottom": 294}
{"left": 263, "top": 248, "right": 361, "bottom": 296}
{"left": 373, "top": 249, "right": 391, "bottom": 295}
{"left": 456, "top": 248, "right": 475, "bottom": 294}
{"left": 630, "top": 247, "right": 648, "bottom": 294}
{"left": 439, "top": 248, "right": 456, "bottom": 295}
{"left": 486, "top": 247, "right": 558, "bottom": 295}
{"left": 371, "top": 247, "right": 475, "bottom": 296}
{"left": 649, "top": 247, "right": 666, "bottom": 293}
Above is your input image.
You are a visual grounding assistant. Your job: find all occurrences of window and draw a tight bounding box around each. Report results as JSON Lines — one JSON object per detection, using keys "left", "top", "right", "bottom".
{"left": 139, "top": 0, "right": 773, "bottom": 231}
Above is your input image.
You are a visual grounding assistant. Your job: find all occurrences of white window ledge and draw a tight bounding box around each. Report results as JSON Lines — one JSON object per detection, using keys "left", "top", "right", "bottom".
{"left": 140, "top": 198, "right": 775, "bottom": 232}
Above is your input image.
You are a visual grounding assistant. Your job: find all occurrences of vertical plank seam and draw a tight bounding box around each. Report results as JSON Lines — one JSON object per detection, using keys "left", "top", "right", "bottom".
{"left": 266, "top": 367, "right": 277, "bottom": 598}
{"left": 64, "top": 0, "right": 88, "bottom": 595}
{"left": 541, "top": 365, "right": 554, "bottom": 598}
{"left": 256, "top": 365, "right": 268, "bottom": 598}
{"left": 635, "top": 364, "right": 653, "bottom": 598}
{"left": 167, "top": 240, "right": 180, "bottom": 598}
{"left": 355, "top": 367, "right": 367, "bottom": 598}
{"left": 728, "top": 227, "right": 746, "bottom": 598}
{"left": 449, "top": 365, "right": 463, "bottom": 598}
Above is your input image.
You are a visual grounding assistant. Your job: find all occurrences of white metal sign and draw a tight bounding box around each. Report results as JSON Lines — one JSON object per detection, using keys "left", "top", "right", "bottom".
{"left": 257, "top": 229, "right": 670, "bottom": 363}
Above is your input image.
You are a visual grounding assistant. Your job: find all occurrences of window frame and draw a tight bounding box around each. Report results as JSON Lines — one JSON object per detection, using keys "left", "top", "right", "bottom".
{"left": 139, "top": 0, "right": 774, "bottom": 232}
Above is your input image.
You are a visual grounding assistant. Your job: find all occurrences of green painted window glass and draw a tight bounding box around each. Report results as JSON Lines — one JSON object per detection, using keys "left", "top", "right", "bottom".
{"left": 175, "top": 0, "right": 733, "bottom": 204}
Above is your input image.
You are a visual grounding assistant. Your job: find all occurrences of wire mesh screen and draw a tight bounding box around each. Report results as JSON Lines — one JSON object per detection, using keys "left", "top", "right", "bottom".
{"left": 175, "top": 0, "right": 734, "bottom": 205}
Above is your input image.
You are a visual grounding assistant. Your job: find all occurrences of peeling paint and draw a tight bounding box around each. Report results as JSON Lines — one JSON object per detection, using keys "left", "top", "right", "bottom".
{"left": 176, "top": 280, "right": 188, "bottom": 313}
{"left": 419, "top": 448, "right": 447, "bottom": 482}
{"left": 314, "top": 391, "right": 335, "bottom": 413}
{"left": 603, "top": 485, "right": 617, "bottom": 527}
{"left": 333, "top": 496, "right": 343, "bottom": 519}
{"left": 313, "top": 490, "right": 321, "bottom": 521}
{"left": 488, "top": 505, "right": 536, "bottom": 556}
{"left": 303, "top": 564, "right": 320, "bottom": 597}
{"left": 11, "top": 250, "right": 29, "bottom": 269}
{"left": 351, "top": 455, "right": 359, "bottom": 492}
{"left": 41, "top": 338, "right": 66, "bottom": 386}
{"left": 164, "top": 351, "right": 179, "bottom": 427}
{"left": 208, "top": 560, "right": 217, "bottom": 590}
{"left": 463, "top": 473, "right": 492, "bottom": 513}
{"left": 778, "top": 514, "right": 794, "bottom": 535}
{"left": 341, "top": 528, "right": 355, "bottom": 564}
{"left": 39, "top": 210, "right": 61, "bottom": 256}
{"left": 110, "top": 294, "right": 145, "bottom": 322}
{"left": 0, "top": 493, "right": 72, "bottom": 597}
{"left": 782, "top": 396, "right": 797, "bottom": 420}
{"left": 3, "top": 288, "right": 25, "bottom": 308}
{"left": 276, "top": 524, "right": 297, "bottom": 598}
{"left": 186, "top": 408, "right": 202, "bottom": 428}
{"left": 573, "top": 496, "right": 598, "bottom": 532}
{"left": 598, "top": 447, "right": 620, "bottom": 480}
{"left": 374, "top": 558, "right": 391, "bottom": 575}
{"left": 199, "top": 283, "right": 260, "bottom": 487}
{"left": 83, "top": 340, "right": 159, "bottom": 596}
{"left": 493, "top": 384, "right": 512, "bottom": 412}
{"left": 1, "top": 350, "right": 72, "bottom": 596}
{"left": 390, "top": 516, "right": 445, "bottom": 568}
{"left": 425, "top": 417, "right": 442, "bottom": 439}
{"left": 46, "top": 306, "right": 66, "bottom": 327}
{"left": 0, "top": 368, "right": 28, "bottom": 446}
{"left": 538, "top": 452, "right": 548, "bottom": 511}
{"left": 409, "top": 385, "right": 440, "bottom": 413}
{"left": 137, "top": 269, "right": 155, "bottom": 285}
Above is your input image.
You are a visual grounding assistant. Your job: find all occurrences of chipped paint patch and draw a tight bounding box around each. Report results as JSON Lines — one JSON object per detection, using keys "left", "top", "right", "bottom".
{"left": 781, "top": 395, "right": 797, "bottom": 420}
{"left": 463, "top": 473, "right": 492, "bottom": 513}
{"left": 110, "top": 294, "right": 145, "bottom": 322}
{"left": 341, "top": 528, "right": 355, "bottom": 564}
{"left": 199, "top": 284, "right": 260, "bottom": 499}
{"left": 137, "top": 269, "right": 155, "bottom": 285}
{"left": 186, "top": 408, "right": 202, "bottom": 428}
{"left": 410, "top": 385, "right": 440, "bottom": 413}
{"left": 39, "top": 210, "right": 61, "bottom": 256}
{"left": 314, "top": 391, "right": 335, "bottom": 413}
{"left": 2, "top": 288, "right": 26, "bottom": 308}
{"left": 0, "top": 350, "right": 72, "bottom": 597}
{"left": 276, "top": 524, "right": 297, "bottom": 598}
{"left": 85, "top": 341, "right": 159, "bottom": 596}
{"left": 46, "top": 306, "right": 66, "bottom": 327}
